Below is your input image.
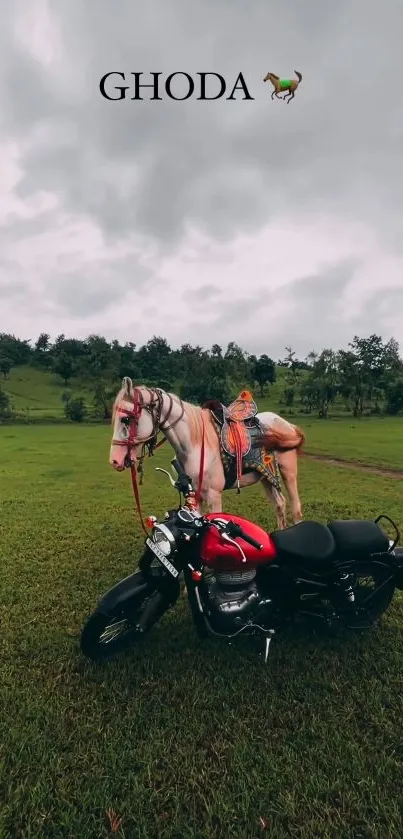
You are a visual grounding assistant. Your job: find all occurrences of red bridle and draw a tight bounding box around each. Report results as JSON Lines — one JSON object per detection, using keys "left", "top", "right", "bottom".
{"left": 112, "top": 387, "right": 205, "bottom": 534}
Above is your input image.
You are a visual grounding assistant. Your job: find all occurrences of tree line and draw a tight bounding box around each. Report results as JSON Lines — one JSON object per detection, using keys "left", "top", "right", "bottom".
{"left": 0, "top": 332, "right": 402, "bottom": 421}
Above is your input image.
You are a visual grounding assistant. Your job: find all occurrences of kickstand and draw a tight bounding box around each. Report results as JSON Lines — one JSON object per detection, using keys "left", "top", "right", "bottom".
{"left": 263, "top": 630, "right": 275, "bottom": 664}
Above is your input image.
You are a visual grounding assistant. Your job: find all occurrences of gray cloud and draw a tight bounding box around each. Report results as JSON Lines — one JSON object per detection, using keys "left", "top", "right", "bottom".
{"left": 0, "top": 0, "right": 403, "bottom": 356}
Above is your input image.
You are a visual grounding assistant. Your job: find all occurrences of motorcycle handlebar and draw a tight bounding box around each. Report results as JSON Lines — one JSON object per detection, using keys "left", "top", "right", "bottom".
{"left": 209, "top": 518, "right": 263, "bottom": 551}
{"left": 228, "top": 522, "right": 263, "bottom": 550}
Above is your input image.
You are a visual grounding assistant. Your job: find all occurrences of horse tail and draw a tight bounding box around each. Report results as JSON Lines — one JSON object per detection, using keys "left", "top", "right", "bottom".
{"left": 259, "top": 424, "right": 305, "bottom": 455}
{"left": 294, "top": 71, "right": 302, "bottom": 83}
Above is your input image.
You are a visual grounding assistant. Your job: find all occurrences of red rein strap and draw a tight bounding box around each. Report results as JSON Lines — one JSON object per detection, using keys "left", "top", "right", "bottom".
{"left": 194, "top": 417, "right": 206, "bottom": 506}
{"left": 130, "top": 463, "right": 149, "bottom": 536}
{"left": 127, "top": 390, "right": 150, "bottom": 537}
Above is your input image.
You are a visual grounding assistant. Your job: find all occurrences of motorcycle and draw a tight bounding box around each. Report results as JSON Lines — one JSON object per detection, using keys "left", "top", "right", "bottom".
{"left": 80, "top": 459, "right": 403, "bottom": 664}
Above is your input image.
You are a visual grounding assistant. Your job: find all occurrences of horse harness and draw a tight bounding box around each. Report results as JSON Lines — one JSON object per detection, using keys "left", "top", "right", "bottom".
{"left": 113, "top": 387, "right": 204, "bottom": 534}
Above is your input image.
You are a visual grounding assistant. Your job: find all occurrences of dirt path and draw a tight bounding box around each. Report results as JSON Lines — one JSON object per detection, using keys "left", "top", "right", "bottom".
{"left": 303, "top": 451, "right": 403, "bottom": 480}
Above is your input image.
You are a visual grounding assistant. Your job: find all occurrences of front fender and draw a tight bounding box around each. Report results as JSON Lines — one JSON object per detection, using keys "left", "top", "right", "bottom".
{"left": 98, "top": 570, "right": 152, "bottom": 613}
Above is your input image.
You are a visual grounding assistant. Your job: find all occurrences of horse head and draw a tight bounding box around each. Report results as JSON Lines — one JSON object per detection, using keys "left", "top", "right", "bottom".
{"left": 109, "top": 378, "right": 159, "bottom": 471}
{"left": 263, "top": 72, "right": 278, "bottom": 82}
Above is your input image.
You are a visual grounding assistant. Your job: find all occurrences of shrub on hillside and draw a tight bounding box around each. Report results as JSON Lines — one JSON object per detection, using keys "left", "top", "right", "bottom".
{"left": 64, "top": 396, "right": 87, "bottom": 423}
{"left": 0, "top": 387, "right": 12, "bottom": 419}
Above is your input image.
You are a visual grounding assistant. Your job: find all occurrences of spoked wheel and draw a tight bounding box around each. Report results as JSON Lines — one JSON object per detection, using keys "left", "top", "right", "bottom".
{"left": 80, "top": 589, "right": 163, "bottom": 662}
{"left": 342, "top": 561, "right": 396, "bottom": 629}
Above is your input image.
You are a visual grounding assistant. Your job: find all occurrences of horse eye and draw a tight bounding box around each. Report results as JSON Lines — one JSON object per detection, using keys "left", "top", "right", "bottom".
{"left": 121, "top": 417, "right": 130, "bottom": 427}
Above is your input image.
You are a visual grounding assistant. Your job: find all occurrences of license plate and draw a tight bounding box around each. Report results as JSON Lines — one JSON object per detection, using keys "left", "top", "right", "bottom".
{"left": 146, "top": 538, "right": 179, "bottom": 578}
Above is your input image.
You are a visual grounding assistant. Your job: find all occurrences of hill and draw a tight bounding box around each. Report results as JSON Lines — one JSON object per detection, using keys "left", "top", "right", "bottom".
{"left": 3, "top": 366, "right": 94, "bottom": 420}
{"left": 2, "top": 364, "right": 293, "bottom": 421}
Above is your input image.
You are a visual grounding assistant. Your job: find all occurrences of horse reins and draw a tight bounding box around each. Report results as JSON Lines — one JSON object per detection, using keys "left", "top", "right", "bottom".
{"left": 113, "top": 387, "right": 205, "bottom": 533}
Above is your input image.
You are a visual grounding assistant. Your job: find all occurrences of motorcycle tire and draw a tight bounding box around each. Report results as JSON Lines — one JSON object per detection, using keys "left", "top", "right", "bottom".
{"left": 341, "top": 560, "right": 396, "bottom": 629}
{"left": 80, "top": 588, "right": 166, "bottom": 662}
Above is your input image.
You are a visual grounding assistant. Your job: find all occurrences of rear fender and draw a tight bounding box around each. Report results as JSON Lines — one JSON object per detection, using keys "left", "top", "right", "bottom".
{"left": 340, "top": 554, "right": 403, "bottom": 591}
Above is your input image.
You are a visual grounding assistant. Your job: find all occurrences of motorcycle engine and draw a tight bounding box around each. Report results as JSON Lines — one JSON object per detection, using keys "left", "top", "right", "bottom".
{"left": 203, "top": 568, "right": 272, "bottom": 633}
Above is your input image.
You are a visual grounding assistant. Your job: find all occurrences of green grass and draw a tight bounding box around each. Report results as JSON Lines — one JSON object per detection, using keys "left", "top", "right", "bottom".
{"left": 1, "top": 425, "right": 403, "bottom": 838}
{"left": 296, "top": 415, "right": 403, "bottom": 471}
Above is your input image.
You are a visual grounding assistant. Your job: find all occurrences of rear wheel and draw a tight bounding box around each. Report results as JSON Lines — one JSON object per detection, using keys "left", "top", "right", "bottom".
{"left": 342, "top": 560, "right": 396, "bottom": 629}
{"left": 80, "top": 589, "right": 165, "bottom": 662}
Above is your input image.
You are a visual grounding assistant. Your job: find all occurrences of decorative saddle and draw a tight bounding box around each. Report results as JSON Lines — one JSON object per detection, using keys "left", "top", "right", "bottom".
{"left": 204, "top": 390, "right": 281, "bottom": 493}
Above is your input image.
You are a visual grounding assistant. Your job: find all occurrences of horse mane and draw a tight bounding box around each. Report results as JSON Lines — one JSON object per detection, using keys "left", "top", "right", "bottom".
{"left": 269, "top": 72, "right": 279, "bottom": 79}
{"left": 181, "top": 400, "right": 219, "bottom": 449}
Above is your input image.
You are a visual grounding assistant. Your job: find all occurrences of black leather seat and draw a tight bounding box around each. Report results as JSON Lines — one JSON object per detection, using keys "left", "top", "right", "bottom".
{"left": 327, "top": 520, "right": 389, "bottom": 556}
{"left": 270, "top": 521, "right": 336, "bottom": 567}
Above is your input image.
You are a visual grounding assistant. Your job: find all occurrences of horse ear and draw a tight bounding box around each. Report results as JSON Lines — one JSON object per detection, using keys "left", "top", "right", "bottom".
{"left": 122, "top": 376, "right": 133, "bottom": 396}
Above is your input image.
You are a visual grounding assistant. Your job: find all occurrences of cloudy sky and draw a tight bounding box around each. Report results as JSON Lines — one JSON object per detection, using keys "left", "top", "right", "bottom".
{"left": 1, "top": 0, "right": 403, "bottom": 360}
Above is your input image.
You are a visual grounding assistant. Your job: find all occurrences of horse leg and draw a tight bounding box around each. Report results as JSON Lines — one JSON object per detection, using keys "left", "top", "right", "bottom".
{"left": 276, "top": 450, "right": 302, "bottom": 523}
{"left": 271, "top": 90, "right": 275, "bottom": 99}
{"left": 204, "top": 488, "right": 222, "bottom": 514}
{"left": 287, "top": 90, "right": 295, "bottom": 103}
{"left": 261, "top": 479, "right": 287, "bottom": 530}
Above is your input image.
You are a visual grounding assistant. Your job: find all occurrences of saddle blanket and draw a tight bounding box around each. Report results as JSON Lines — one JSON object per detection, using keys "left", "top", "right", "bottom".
{"left": 210, "top": 411, "right": 282, "bottom": 493}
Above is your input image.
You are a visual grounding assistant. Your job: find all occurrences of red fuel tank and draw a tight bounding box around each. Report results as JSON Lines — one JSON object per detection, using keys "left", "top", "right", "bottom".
{"left": 200, "top": 512, "right": 277, "bottom": 572}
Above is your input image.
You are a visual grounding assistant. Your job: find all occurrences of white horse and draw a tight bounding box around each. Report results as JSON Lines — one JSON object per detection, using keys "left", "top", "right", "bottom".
{"left": 109, "top": 378, "right": 305, "bottom": 529}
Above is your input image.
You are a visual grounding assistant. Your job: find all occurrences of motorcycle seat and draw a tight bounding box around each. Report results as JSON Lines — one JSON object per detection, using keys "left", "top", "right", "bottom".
{"left": 270, "top": 521, "right": 336, "bottom": 567}
{"left": 327, "top": 519, "right": 389, "bottom": 556}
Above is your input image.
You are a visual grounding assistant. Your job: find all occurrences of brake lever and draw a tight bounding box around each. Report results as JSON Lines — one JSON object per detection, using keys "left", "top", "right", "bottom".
{"left": 220, "top": 531, "right": 247, "bottom": 563}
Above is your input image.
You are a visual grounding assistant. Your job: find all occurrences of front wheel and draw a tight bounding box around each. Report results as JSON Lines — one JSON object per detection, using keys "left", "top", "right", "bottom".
{"left": 80, "top": 588, "right": 165, "bottom": 662}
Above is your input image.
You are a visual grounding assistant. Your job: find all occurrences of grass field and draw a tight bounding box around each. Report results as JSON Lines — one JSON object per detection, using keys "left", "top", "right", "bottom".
{"left": 1, "top": 423, "right": 403, "bottom": 838}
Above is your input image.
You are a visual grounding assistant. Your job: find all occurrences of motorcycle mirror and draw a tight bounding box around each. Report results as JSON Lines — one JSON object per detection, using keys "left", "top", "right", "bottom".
{"left": 155, "top": 467, "right": 176, "bottom": 487}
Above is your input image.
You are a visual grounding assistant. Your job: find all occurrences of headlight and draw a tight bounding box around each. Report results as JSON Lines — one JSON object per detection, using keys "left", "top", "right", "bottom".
{"left": 151, "top": 523, "right": 176, "bottom": 556}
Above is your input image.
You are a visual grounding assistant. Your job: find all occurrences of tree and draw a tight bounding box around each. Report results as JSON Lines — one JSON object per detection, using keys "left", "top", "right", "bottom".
{"left": 175, "top": 344, "right": 210, "bottom": 381}
{"left": 137, "top": 336, "right": 173, "bottom": 384}
{"left": 93, "top": 381, "right": 114, "bottom": 420}
{"left": 35, "top": 333, "right": 51, "bottom": 353}
{"left": 54, "top": 354, "right": 75, "bottom": 385}
{"left": 337, "top": 334, "right": 400, "bottom": 416}
{"left": 0, "top": 334, "right": 31, "bottom": 366}
{"left": 283, "top": 386, "right": 295, "bottom": 409}
{"left": 224, "top": 341, "right": 250, "bottom": 384}
{"left": 0, "top": 355, "right": 12, "bottom": 378}
{"left": 32, "top": 333, "right": 53, "bottom": 369}
{"left": 308, "top": 349, "right": 338, "bottom": 417}
{"left": 337, "top": 349, "right": 365, "bottom": 417}
{"left": 211, "top": 344, "right": 222, "bottom": 358}
{"left": 299, "top": 378, "right": 316, "bottom": 413}
{"left": 251, "top": 354, "right": 276, "bottom": 397}
{"left": 282, "top": 346, "right": 302, "bottom": 385}
{"left": 385, "top": 377, "right": 403, "bottom": 415}
{"left": 306, "top": 350, "right": 318, "bottom": 368}
{"left": 114, "top": 341, "right": 137, "bottom": 380}
{"left": 64, "top": 396, "right": 87, "bottom": 422}
{"left": 82, "top": 335, "right": 115, "bottom": 380}
{"left": 180, "top": 372, "right": 234, "bottom": 406}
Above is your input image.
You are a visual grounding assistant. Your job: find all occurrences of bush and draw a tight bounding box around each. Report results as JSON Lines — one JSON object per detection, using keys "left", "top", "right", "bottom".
{"left": 64, "top": 396, "right": 87, "bottom": 423}
{"left": 0, "top": 387, "right": 12, "bottom": 419}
